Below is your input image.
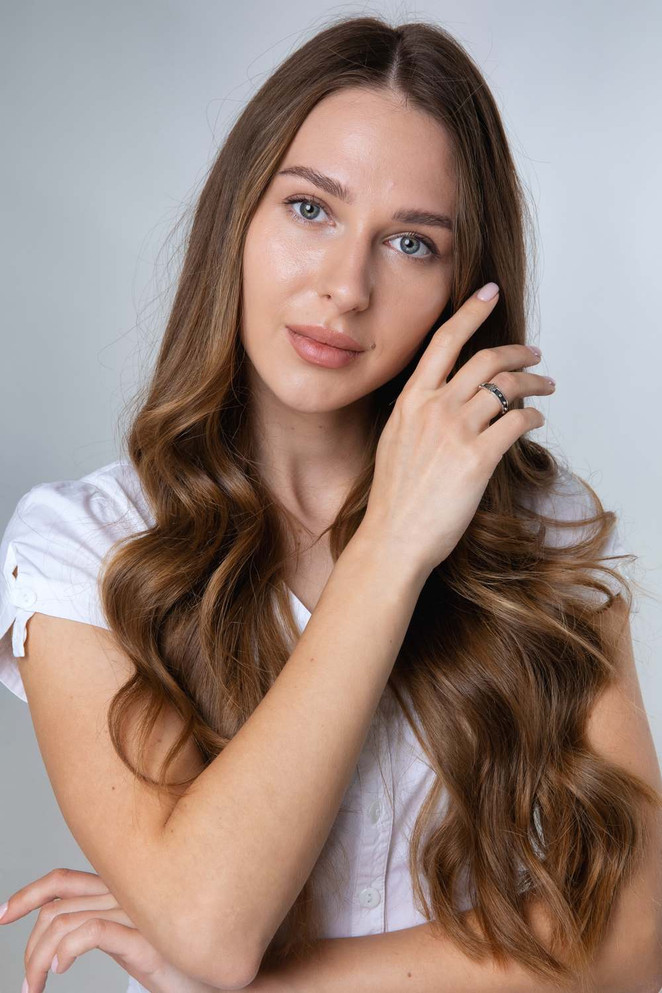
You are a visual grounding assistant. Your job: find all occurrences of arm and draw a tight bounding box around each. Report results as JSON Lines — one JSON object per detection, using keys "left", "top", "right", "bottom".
{"left": 160, "top": 527, "right": 427, "bottom": 987}
{"left": 248, "top": 594, "right": 662, "bottom": 993}
{"left": 16, "top": 526, "right": 422, "bottom": 991}
{"left": 250, "top": 906, "right": 659, "bottom": 993}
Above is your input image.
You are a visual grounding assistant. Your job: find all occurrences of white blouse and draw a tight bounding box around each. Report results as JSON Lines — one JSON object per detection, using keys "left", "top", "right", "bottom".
{"left": 0, "top": 459, "right": 630, "bottom": 993}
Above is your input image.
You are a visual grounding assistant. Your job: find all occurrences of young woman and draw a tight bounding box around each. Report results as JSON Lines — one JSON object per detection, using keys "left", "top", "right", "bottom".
{"left": 1, "top": 14, "right": 660, "bottom": 993}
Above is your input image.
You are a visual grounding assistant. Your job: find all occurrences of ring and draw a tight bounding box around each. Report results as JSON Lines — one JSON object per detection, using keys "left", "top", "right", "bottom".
{"left": 477, "top": 382, "right": 509, "bottom": 417}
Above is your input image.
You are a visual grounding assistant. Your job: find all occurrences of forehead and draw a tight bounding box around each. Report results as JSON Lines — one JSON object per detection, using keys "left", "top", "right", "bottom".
{"left": 279, "top": 88, "right": 455, "bottom": 208}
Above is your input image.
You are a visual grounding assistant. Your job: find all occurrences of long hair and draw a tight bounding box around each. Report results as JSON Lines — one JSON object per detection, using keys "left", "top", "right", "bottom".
{"left": 98, "top": 14, "right": 661, "bottom": 986}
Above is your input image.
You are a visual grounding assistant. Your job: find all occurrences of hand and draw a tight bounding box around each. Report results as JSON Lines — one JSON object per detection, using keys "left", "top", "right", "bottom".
{"left": 360, "top": 283, "right": 552, "bottom": 577}
{"left": 0, "top": 867, "right": 220, "bottom": 993}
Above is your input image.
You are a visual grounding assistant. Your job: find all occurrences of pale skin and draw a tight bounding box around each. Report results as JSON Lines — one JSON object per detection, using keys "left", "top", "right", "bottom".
{"left": 240, "top": 86, "right": 464, "bottom": 610}
{"left": 3, "top": 87, "right": 661, "bottom": 993}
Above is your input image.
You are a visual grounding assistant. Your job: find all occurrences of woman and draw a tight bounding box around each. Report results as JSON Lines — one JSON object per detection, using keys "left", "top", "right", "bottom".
{"left": 1, "top": 14, "right": 661, "bottom": 993}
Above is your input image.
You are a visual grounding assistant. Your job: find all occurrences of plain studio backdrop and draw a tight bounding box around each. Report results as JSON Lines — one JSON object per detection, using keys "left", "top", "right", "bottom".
{"left": 1, "top": 1, "right": 661, "bottom": 989}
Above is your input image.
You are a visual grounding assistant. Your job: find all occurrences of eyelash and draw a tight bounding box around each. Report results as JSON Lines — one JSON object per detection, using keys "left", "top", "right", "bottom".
{"left": 282, "top": 194, "right": 441, "bottom": 262}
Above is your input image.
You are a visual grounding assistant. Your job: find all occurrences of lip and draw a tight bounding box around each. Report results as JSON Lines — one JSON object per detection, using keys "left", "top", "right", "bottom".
{"left": 286, "top": 324, "right": 366, "bottom": 352}
{"left": 286, "top": 326, "right": 363, "bottom": 369}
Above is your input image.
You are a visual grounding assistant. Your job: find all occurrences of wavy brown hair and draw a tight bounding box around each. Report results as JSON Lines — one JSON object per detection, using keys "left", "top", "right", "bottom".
{"left": 98, "top": 13, "right": 661, "bottom": 987}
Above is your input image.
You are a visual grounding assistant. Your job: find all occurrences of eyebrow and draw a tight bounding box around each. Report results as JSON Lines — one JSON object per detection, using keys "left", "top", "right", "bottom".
{"left": 276, "top": 165, "right": 454, "bottom": 231}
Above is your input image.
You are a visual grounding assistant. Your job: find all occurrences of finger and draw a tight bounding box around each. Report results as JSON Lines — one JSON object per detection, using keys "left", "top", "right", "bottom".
{"left": 25, "top": 892, "right": 122, "bottom": 964}
{"left": 406, "top": 283, "right": 501, "bottom": 392}
{"left": 464, "top": 371, "right": 555, "bottom": 431}
{"left": 51, "top": 917, "right": 164, "bottom": 982}
{"left": 25, "top": 910, "right": 154, "bottom": 993}
{"left": 475, "top": 405, "right": 546, "bottom": 469}
{"left": 0, "top": 868, "right": 110, "bottom": 928}
{"left": 445, "top": 343, "right": 544, "bottom": 404}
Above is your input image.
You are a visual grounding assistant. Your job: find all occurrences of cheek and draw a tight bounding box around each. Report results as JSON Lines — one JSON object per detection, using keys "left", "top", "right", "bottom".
{"left": 377, "top": 335, "right": 427, "bottom": 380}
{"left": 244, "top": 216, "right": 304, "bottom": 295}
{"left": 377, "top": 297, "right": 445, "bottom": 365}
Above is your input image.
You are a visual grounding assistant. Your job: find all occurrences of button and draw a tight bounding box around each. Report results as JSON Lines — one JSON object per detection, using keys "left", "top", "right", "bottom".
{"left": 14, "top": 588, "right": 37, "bottom": 609}
{"left": 368, "top": 799, "right": 382, "bottom": 824}
{"left": 358, "top": 886, "right": 381, "bottom": 908}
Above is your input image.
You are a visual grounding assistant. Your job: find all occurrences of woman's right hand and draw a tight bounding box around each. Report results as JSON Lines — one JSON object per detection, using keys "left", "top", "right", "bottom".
{"left": 360, "top": 283, "right": 553, "bottom": 578}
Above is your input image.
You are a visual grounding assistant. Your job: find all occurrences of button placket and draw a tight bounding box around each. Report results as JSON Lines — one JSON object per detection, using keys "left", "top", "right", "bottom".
{"left": 351, "top": 713, "right": 395, "bottom": 935}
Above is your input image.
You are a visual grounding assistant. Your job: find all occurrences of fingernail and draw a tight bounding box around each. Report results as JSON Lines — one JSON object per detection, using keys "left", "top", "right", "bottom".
{"left": 0, "top": 901, "right": 7, "bottom": 920}
{"left": 22, "top": 978, "right": 28, "bottom": 993}
{"left": 476, "top": 282, "right": 499, "bottom": 301}
{"left": 51, "top": 954, "right": 59, "bottom": 973}
{"left": 528, "top": 345, "right": 542, "bottom": 357}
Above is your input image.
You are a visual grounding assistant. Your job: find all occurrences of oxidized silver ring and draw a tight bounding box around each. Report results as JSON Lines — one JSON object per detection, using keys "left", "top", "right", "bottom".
{"left": 477, "top": 382, "right": 509, "bottom": 417}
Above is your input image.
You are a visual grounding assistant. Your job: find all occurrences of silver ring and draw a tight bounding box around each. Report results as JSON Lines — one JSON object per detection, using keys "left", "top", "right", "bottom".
{"left": 477, "top": 382, "right": 509, "bottom": 417}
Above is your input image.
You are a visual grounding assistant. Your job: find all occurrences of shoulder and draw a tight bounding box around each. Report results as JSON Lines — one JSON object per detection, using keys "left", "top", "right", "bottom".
{"left": 14, "top": 458, "right": 152, "bottom": 528}
{"left": 0, "top": 460, "right": 154, "bottom": 700}
{"left": 4, "top": 459, "right": 154, "bottom": 556}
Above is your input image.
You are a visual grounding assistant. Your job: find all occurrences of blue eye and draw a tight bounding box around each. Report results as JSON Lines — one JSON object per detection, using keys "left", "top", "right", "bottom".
{"left": 287, "top": 197, "right": 327, "bottom": 223}
{"left": 282, "top": 195, "right": 440, "bottom": 262}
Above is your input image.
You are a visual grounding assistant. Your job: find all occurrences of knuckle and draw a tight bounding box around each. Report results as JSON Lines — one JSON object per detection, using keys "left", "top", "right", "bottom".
{"left": 493, "top": 370, "right": 518, "bottom": 393}
{"left": 53, "top": 912, "right": 74, "bottom": 934}
{"left": 84, "top": 916, "right": 106, "bottom": 938}
{"left": 478, "top": 346, "right": 499, "bottom": 364}
{"left": 36, "top": 905, "right": 52, "bottom": 924}
{"left": 397, "top": 389, "right": 423, "bottom": 416}
{"left": 431, "top": 323, "right": 453, "bottom": 345}
{"left": 53, "top": 867, "right": 71, "bottom": 884}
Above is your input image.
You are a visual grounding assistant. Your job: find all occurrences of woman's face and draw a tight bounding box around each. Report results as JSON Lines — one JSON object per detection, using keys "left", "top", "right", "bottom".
{"left": 241, "top": 86, "right": 456, "bottom": 414}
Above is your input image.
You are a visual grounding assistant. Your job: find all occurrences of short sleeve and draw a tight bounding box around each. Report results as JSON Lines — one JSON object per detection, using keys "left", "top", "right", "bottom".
{"left": 521, "top": 469, "right": 636, "bottom": 605}
{"left": 0, "top": 475, "right": 143, "bottom": 703}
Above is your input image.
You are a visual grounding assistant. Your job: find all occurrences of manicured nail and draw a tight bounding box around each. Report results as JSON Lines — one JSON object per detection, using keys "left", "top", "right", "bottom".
{"left": 0, "top": 901, "right": 7, "bottom": 920}
{"left": 22, "top": 978, "right": 28, "bottom": 993}
{"left": 476, "top": 282, "right": 499, "bottom": 301}
{"left": 51, "top": 954, "right": 59, "bottom": 972}
{"left": 528, "top": 345, "right": 542, "bottom": 357}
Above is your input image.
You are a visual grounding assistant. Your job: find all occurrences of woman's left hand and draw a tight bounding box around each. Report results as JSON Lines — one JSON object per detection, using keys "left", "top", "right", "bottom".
{"left": 0, "top": 866, "right": 226, "bottom": 993}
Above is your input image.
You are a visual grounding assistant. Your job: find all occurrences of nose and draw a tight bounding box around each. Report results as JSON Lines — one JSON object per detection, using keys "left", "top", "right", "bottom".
{"left": 315, "top": 234, "right": 372, "bottom": 313}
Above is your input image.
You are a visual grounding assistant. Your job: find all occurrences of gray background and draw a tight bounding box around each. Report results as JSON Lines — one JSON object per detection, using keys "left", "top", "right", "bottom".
{"left": 1, "top": 1, "right": 660, "bottom": 989}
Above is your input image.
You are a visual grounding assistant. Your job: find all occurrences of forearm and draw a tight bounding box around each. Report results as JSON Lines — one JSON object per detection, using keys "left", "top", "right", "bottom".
{"left": 172, "top": 757, "right": 661, "bottom": 993}
{"left": 159, "top": 528, "right": 427, "bottom": 986}
{"left": 252, "top": 902, "right": 656, "bottom": 993}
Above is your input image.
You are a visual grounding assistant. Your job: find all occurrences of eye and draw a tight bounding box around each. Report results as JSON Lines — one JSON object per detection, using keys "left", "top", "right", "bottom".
{"left": 390, "top": 233, "right": 437, "bottom": 261}
{"left": 282, "top": 195, "right": 440, "bottom": 262}
{"left": 283, "top": 195, "right": 329, "bottom": 224}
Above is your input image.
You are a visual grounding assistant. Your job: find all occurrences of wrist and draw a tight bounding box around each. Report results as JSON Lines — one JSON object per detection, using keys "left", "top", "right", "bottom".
{"left": 343, "top": 522, "right": 431, "bottom": 599}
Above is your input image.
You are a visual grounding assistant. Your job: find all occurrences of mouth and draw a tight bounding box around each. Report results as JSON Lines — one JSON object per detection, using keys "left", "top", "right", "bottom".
{"left": 285, "top": 326, "right": 365, "bottom": 369}
{"left": 285, "top": 324, "right": 366, "bottom": 352}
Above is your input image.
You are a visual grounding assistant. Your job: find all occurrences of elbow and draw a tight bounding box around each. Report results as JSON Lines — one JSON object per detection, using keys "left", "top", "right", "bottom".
{"left": 169, "top": 950, "right": 259, "bottom": 991}
{"left": 169, "top": 921, "right": 262, "bottom": 991}
{"left": 151, "top": 913, "right": 259, "bottom": 991}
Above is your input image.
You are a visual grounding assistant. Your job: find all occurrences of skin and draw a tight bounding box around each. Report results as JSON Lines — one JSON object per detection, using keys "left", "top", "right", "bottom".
{"left": 241, "top": 86, "right": 456, "bottom": 534}
{"left": 7, "top": 90, "right": 565, "bottom": 993}
{"left": 9, "top": 86, "right": 463, "bottom": 993}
